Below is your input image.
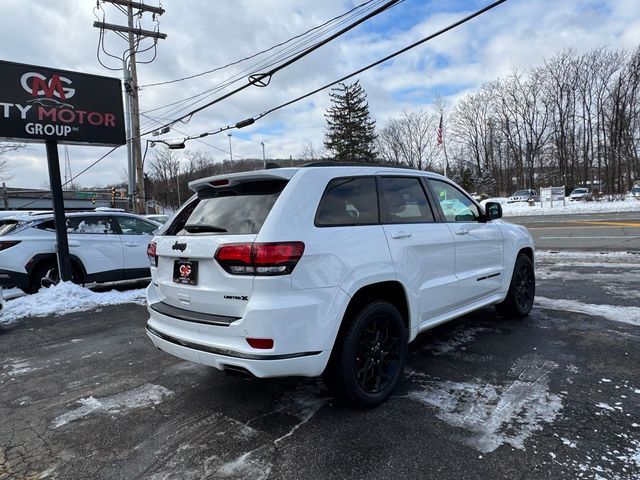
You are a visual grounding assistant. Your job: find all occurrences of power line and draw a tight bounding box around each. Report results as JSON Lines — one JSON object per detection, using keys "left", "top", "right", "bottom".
{"left": 140, "top": 0, "right": 402, "bottom": 137}
{"left": 140, "top": 0, "right": 396, "bottom": 122}
{"left": 140, "top": 1, "right": 392, "bottom": 120}
{"left": 141, "top": 113, "right": 247, "bottom": 160}
{"left": 15, "top": 145, "right": 123, "bottom": 210}
{"left": 176, "top": 0, "right": 508, "bottom": 145}
{"left": 140, "top": 0, "right": 380, "bottom": 89}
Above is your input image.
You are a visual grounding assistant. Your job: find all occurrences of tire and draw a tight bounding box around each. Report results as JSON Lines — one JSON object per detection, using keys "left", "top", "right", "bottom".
{"left": 28, "top": 260, "right": 82, "bottom": 293}
{"left": 495, "top": 254, "right": 535, "bottom": 318}
{"left": 323, "top": 301, "right": 407, "bottom": 408}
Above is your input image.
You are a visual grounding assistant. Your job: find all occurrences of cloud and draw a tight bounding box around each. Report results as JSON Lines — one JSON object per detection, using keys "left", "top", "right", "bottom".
{"left": 0, "top": 0, "right": 638, "bottom": 188}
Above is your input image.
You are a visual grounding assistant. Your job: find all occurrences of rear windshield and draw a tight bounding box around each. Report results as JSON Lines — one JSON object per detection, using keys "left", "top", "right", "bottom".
{"left": 512, "top": 190, "right": 530, "bottom": 196}
{"left": 166, "top": 179, "right": 288, "bottom": 236}
{"left": 0, "top": 220, "right": 25, "bottom": 236}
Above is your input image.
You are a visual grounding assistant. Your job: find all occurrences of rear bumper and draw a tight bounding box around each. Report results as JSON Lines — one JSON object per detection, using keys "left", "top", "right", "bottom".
{"left": 146, "top": 325, "right": 330, "bottom": 377}
{"left": 145, "top": 282, "right": 349, "bottom": 378}
{"left": 0, "top": 269, "right": 28, "bottom": 289}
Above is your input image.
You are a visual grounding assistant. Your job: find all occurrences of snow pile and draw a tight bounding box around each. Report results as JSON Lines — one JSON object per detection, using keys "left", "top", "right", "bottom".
{"left": 0, "top": 282, "right": 145, "bottom": 326}
{"left": 535, "top": 297, "right": 640, "bottom": 327}
{"left": 482, "top": 197, "right": 639, "bottom": 216}
{"left": 536, "top": 250, "right": 640, "bottom": 261}
{"left": 52, "top": 383, "right": 173, "bottom": 429}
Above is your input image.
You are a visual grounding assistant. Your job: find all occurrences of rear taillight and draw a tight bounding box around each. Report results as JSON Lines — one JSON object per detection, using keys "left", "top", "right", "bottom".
{"left": 147, "top": 241, "right": 158, "bottom": 267}
{"left": 0, "top": 240, "right": 21, "bottom": 251}
{"left": 215, "top": 242, "right": 304, "bottom": 276}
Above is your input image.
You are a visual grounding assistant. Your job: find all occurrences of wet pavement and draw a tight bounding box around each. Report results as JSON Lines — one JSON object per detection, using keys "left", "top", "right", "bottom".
{"left": 1, "top": 252, "right": 639, "bottom": 479}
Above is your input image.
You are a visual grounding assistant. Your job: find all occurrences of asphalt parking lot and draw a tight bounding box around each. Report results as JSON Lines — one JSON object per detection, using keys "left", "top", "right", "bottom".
{"left": 1, "top": 223, "right": 640, "bottom": 479}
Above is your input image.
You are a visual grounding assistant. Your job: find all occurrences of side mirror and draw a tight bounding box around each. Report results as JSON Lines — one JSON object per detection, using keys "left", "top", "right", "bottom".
{"left": 485, "top": 201, "right": 502, "bottom": 220}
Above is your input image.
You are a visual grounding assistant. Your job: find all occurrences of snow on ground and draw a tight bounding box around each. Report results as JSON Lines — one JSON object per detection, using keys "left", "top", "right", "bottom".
{"left": 536, "top": 250, "right": 640, "bottom": 261}
{"left": 482, "top": 197, "right": 639, "bottom": 216}
{"left": 215, "top": 383, "right": 329, "bottom": 480}
{"left": 51, "top": 383, "right": 173, "bottom": 429}
{"left": 535, "top": 297, "right": 640, "bottom": 327}
{"left": 0, "top": 282, "right": 145, "bottom": 326}
{"left": 409, "top": 355, "right": 561, "bottom": 453}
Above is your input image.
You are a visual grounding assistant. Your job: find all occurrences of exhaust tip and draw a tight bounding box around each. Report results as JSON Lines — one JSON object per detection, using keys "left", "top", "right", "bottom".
{"left": 223, "top": 365, "right": 254, "bottom": 379}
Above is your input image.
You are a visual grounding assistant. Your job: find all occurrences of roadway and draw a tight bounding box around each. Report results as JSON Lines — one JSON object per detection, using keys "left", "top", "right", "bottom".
{"left": 3, "top": 253, "right": 640, "bottom": 479}
{"left": 507, "top": 210, "right": 640, "bottom": 251}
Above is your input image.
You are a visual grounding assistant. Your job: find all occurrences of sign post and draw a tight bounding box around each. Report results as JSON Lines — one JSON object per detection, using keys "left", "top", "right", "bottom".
{"left": 0, "top": 60, "right": 126, "bottom": 285}
{"left": 45, "top": 140, "right": 73, "bottom": 281}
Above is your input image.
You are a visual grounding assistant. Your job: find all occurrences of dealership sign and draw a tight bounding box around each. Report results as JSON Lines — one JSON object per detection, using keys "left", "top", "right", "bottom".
{"left": 0, "top": 60, "right": 125, "bottom": 146}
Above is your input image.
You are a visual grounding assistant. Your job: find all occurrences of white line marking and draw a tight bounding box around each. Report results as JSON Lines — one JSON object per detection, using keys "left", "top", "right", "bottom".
{"left": 539, "top": 236, "right": 640, "bottom": 239}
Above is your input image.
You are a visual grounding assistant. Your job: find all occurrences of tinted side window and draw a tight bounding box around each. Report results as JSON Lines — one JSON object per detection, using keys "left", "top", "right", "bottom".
{"left": 429, "top": 180, "right": 480, "bottom": 222}
{"left": 315, "top": 177, "right": 378, "bottom": 226}
{"left": 116, "top": 216, "right": 157, "bottom": 235}
{"left": 66, "top": 216, "right": 116, "bottom": 234}
{"left": 379, "top": 177, "right": 434, "bottom": 224}
{"left": 35, "top": 220, "right": 55, "bottom": 231}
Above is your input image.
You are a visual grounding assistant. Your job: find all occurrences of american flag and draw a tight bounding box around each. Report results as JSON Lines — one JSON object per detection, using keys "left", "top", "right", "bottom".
{"left": 437, "top": 114, "right": 443, "bottom": 145}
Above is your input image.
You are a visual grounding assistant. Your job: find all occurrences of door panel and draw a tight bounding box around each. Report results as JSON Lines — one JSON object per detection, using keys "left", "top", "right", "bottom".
{"left": 428, "top": 179, "right": 504, "bottom": 306}
{"left": 66, "top": 216, "right": 123, "bottom": 279}
{"left": 114, "top": 216, "right": 157, "bottom": 271}
{"left": 378, "top": 177, "right": 458, "bottom": 326}
{"left": 447, "top": 222, "right": 504, "bottom": 304}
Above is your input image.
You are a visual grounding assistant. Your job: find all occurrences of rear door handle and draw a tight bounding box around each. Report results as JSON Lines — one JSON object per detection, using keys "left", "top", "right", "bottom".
{"left": 391, "top": 231, "right": 412, "bottom": 239}
{"left": 68, "top": 241, "right": 80, "bottom": 247}
{"left": 455, "top": 228, "right": 469, "bottom": 236}
{"left": 125, "top": 242, "right": 139, "bottom": 247}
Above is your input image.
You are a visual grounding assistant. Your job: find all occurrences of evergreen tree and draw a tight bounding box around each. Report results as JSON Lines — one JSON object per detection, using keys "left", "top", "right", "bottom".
{"left": 324, "top": 80, "right": 377, "bottom": 162}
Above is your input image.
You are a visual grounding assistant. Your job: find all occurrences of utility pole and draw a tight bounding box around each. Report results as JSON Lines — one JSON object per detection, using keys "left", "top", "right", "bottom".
{"left": 227, "top": 134, "right": 233, "bottom": 173}
{"left": 93, "top": 1, "right": 166, "bottom": 213}
{"left": 261, "top": 142, "right": 266, "bottom": 169}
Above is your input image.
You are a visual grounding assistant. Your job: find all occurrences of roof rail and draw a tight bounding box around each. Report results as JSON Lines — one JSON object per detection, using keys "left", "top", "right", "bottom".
{"left": 300, "top": 161, "right": 418, "bottom": 170}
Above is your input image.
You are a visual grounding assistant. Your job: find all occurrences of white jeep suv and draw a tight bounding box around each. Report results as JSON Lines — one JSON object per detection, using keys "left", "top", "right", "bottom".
{"left": 146, "top": 165, "right": 535, "bottom": 406}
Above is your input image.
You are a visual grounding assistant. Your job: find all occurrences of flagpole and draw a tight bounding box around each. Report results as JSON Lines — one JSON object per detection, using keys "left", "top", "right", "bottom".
{"left": 442, "top": 137, "right": 449, "bottom": 178}
{"left": 438, "top": 114, "right": 449, "bottom": 177}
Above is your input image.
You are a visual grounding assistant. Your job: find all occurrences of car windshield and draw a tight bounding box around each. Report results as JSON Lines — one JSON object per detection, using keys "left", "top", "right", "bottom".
{"left": 512, "top": 190, "right": 530, "bottom": 196}
{"left": 573, "top": 188, "right": 587, "bottom": 194}
{"left": 632, "top": 187, "right": 640, "bottom": 193}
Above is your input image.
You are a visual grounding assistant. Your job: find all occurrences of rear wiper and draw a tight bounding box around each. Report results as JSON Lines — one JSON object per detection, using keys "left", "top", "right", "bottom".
{"left": 184, "top": 224, "right": 227, "bottom": 233}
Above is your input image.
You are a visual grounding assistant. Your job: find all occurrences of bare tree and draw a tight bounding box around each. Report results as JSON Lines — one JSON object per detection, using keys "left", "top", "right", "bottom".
{"left": 147, "top": 147, "right": 182, "bottom": 209}
{"left": 0, "top": 144, "right": 25, "bottom": 182}
{"left": 298, "top": 141, "right": 325, "bottom": 162}
{"left": 377, "top": 110, "right": 440, "bottom": 170}
{"left": 446, "top": 45, "right": 640, "bottom": 195}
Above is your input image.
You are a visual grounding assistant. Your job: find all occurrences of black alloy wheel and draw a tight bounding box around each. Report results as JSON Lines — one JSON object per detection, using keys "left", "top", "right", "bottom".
{"left": 323, "top": 301, "right": 407, "bottom": 407}
{"left": 354, "top": 315, "right": 402, "bottom": 395}
{"left": 28, "top": 261, "right": 82, "bottom": 293}
{"left": 496, "top": 254, "right": 535, "bottom": 318}
{"left": 514, "top": 260, "right": 535, "bottom": 312}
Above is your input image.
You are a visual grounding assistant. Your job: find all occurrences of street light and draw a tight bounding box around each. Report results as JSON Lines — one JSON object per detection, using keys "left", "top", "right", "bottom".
{"left": 227, "top": 134, "right": 233, "bottom": 173}
{"left": 261, "top": 141, "right": 266, "bottom": 169}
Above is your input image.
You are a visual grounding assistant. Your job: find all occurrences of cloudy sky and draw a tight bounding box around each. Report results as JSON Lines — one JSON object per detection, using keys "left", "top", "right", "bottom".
{"left": 1, "top": 0, "right": 639, "bottom": 189}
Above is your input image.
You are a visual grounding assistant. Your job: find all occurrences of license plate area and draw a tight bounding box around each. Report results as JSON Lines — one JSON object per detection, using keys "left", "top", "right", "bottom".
{"left": 173, "top": 259, "right": 198, "bottom": 285}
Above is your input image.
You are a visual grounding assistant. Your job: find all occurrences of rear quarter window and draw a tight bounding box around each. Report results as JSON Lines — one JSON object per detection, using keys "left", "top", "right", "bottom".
{"left": 315, "top": 177, "right": 378, "bottom": 227}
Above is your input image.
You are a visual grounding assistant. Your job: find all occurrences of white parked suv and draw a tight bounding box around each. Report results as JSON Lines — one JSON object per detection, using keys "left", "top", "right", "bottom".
{"left": 0, "top": 210, "right": 158, "bottom": 293}
{"left": 146, "top": 165, "right": 535, "bottom": 406}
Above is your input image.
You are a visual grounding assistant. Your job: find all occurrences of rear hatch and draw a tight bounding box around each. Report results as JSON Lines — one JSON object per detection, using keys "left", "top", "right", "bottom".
{"left": 152, "top": 172, "right": 294, "bottom": 318}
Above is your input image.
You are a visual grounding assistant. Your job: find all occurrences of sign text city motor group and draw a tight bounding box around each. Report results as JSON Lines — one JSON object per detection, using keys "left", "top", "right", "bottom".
{"left": 0, "top": 71, "right": 118, "bottom": 138}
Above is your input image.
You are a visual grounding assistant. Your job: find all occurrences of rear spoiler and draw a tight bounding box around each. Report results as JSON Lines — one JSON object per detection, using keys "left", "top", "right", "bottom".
{"left": 188, "top": 169, "right": 298, "bottom": 193}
